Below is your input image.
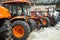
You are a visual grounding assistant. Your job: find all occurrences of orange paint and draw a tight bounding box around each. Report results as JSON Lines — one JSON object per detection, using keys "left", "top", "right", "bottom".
{"left": 13, "top": 25, "right": 24, "bottom": 38}
{"left": 11, "top": 16, "right": 25, "bottom": 20}
{"left": 0, "top": 6, "right": 11, "bottom": 18}
{"left": 3, "top": 0, "right": 31, "bottom": 5}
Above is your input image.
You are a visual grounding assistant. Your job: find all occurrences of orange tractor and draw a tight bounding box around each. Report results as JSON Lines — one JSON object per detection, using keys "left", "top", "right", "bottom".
{"left": 35, "top": 7, "right": 57, "bottom": 27}
{"left": 3, "top": 0, "right": 50, "bottom": 40}
{"left": 30, "top": 8, "right": 50, "bottom": 27}
{"left": 0, "top": 6, "right": 11, "bottom": 40}
{"left": 3, "top": 0, "right": 41, "bottom": 40}
{"left": 43, "top": 8, "right": 57, "bottom": 26}
{"left": 48, "top": 7, "right": 57, "bottom": 26}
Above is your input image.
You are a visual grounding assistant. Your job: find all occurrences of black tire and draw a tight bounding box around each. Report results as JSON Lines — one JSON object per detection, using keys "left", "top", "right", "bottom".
{"left": 39, "top": 19, "right": 44, "bottom": 28}
{"left": 28, "top": 19, "right": 38, "bottom": 31}
{"left": 4, "top": 20, "right": 12, "bottom": 40}
{"left": 0, "top": 19, "right": 12, "bottom": 40}
{"left": 42, "top": 17, "right": 50, "bottom": 27}
{"left": 11, "top": 20, "right": 30, "bottom": 40}
{"left": 51, "top": 17, "right": 57, "bottom": 26}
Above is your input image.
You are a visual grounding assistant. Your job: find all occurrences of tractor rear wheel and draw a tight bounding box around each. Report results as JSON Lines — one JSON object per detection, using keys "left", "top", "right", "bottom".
{"left": 28, "top": 19, "right": 38, "bottom": 31}
{"left": 11, "top": 20, "right": 30, "bottom": 40}
{"left": 0, "top": 19, "right": 12, "bottom": 40}
{"left": 51, "top": 17, "right": 57, "bottom": 26}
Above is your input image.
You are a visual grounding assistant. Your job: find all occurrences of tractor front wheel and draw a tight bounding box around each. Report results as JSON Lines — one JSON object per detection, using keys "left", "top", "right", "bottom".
{"left": 11, "top": 20, "right": 30, "bottom": 40}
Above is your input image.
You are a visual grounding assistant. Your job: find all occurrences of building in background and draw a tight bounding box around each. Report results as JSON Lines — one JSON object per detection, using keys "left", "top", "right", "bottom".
{"left": 0, "top": 0, "right": 4, "bottom": 5}
{"left": 0, "top": 0, "right": 60, "bottom": 10}
{"left": 29, "top": 0, "right": 60, "bottom": 11}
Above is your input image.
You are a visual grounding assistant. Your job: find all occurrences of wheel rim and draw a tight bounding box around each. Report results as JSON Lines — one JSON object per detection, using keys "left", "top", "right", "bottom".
{"left": 12, "top": 25, "right": 25, "bottom": 38}
{"left": 42, "top": 19, "right": 47, "bottom": 26}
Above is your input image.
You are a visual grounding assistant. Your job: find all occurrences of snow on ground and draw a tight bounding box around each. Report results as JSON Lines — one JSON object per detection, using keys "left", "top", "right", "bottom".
{"left": 27, "top": 22, "right": 60, "bottom": 40}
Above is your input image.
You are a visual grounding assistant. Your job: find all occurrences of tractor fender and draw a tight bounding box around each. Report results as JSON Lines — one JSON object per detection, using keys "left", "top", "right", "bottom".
{"left": 11, "top": 16, "right": 26, "bottom": 22}
{"left": 0, "top": 6, "right": 11, "bottom": 19}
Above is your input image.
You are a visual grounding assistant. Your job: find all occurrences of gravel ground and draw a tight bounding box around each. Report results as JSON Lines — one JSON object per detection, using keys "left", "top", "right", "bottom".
{"left": 27, "top": 22, "right": 60, "bottom": 40}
